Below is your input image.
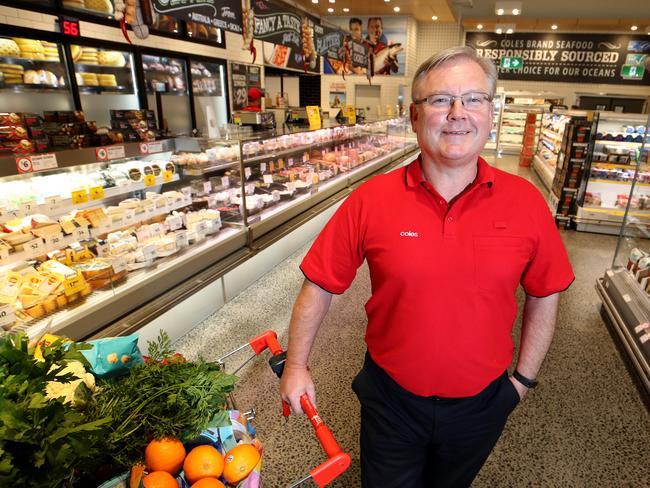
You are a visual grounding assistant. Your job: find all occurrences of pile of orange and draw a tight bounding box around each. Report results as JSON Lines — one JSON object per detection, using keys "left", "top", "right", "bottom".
{"left": 142, "top": 436, "right": 260, "bottom": 487}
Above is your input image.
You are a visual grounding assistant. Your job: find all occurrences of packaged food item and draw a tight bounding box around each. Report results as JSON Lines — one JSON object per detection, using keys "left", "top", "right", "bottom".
{"left": 80, "top": 334, "right": 143, "bottom": 378}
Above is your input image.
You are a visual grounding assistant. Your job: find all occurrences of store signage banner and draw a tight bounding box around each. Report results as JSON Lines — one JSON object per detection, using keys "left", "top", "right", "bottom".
{"left": 466, "top": 33, "right": 650, "bottom": 85}
{"left": 230, "top": 62, "right": 261, "bottom": 111}
{"left": 254, "top": 0, "right": 320, "bottom": 73}
{"left": 152, "top": 0, "right": 243, "bottom": 34}
{"left": 315, "top": 25, "right": 370, "bottom": 76}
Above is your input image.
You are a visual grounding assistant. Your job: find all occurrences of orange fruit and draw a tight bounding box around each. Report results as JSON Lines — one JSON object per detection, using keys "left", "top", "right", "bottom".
{"left": 183, "top": 445, "right": 224, "bottom": 484}
{"left": 145, "top": 437, "right": 186, "bottom": 474}
{"left": 142, "top": 470, "right": 178, "bottom": 488}
{"left": 191, "top": 478, "right": 226, "bottom": 488}
{"left": 222, "top": 444, "right": 260, "bottom": 484}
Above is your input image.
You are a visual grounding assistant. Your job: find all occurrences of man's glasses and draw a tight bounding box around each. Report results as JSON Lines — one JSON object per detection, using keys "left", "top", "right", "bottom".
{"left": 413, "top": 92, "right": 492, "bottom": 111}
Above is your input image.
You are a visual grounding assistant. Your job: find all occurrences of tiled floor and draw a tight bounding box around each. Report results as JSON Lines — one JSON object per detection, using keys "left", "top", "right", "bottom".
{"left": 175, "top": 153, "right": 650, "bottom": 487}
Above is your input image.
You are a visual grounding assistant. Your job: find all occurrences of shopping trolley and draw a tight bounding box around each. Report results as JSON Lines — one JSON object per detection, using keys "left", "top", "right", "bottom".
{"left": 216, "top": 329, "right": 352, "bottom": 488}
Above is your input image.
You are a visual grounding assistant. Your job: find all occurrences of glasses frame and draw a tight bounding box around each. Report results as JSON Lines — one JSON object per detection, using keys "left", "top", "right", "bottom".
{"left": 412, "top": 92, "right": 493, "bottom": 111}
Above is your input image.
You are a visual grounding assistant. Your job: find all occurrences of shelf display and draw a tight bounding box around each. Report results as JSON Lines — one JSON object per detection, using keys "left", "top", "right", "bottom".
{"left": 150, "top": 14, "right": 181, "bottom": 34}
{"left": 62, "top": 0, "right": 115, "bottom": 18}
{"left": 485, "top": 91, "right": 503, "bottom": 151}
{"left": 186, "top": 21, "right": 222, "bottom": 44}
{"left": 574, "top": 113, "right": 650, "bottom": 234}
{"left": 498, "top": 104, "right": 545, "bottom": 154}
{"left": 0, "top": 118, "right": 418, "bottom": 339}
{"left": 533, "top": 111, "right": 575, "bottom": 191}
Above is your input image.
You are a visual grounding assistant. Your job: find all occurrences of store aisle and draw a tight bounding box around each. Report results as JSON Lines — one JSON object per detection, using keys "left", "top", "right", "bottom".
{"left": 175, "top": 155, "right": 650, "bottom": 487}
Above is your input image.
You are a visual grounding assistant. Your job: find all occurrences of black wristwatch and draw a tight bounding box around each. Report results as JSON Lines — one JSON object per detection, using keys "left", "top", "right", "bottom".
{"left": 513, "top": 370, "right": 538, "bottom": 389}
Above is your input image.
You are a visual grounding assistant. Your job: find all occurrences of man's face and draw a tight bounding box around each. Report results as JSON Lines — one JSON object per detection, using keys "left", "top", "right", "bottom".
{"left": 367, "top": 19, "right": 382, "bottom": 43}
{"left": 409, "top": 58, "right": 493, "bottom": 166}
{"left": 350, "top": 22, "right": 362, "bottom": 41}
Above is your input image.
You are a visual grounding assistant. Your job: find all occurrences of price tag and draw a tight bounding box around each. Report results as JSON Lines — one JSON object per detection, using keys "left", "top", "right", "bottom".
{"left": 196, "top": 221, "right": 208, "bottom": 234}
{"left": 245, "top": 167, "right": 252, "bottom": 179}
{"left": 95, "top": 241, "right": 109, "bottom": 257}
{"left": 18, "top": 200, "right": 37, "bottom": 214}
{"left": 124, "top": 208, "right": 136, "bottom": 223}
{"left": 110, "top": 254, "right": 128, "bottom": 274}
{"left": 175, "top": 230, "right": 189, "bottom": 249}
{"left": 245, "top": 183, "right": 256, "bottom": 194}
{"left": 149, "top": 223, "right": 164, "bottom": 237}
{"left": 136, "top": 226, "right": 152, "bottom": 242}
{"left": 89, "top": 186, "right": 105, "bottom": 201}
{"left": 221, "top": 176, "right": 230, "bottom": 188}
{"left": 143, "top": 141, "right": 163, "bottom": 154}
{"left": 260, "top": 163, "right": 266, "bottom": 172}
{"left": 306, "top": 105, "right": 321, "bottom": 130}
{"left": 343, "top": 104, "right": 356, "bottom": 124}
{"left": 166, "top": 215, "right": 183, "bottom": 231}
{"left": 163, "top": 170, "right": 174, "bottom": 183}
{"left": 31, "top": 153, "right": 58, "bottom": 172}
{"left": 24, "top": 238, "right": 46, "bottom": 259}
{"left": 144, "top": 175, "right": 156, "bottom": 187}
{"left": 71, "top": 189, "right": 89, "bottom": 205}
{"left": 72, "top": 226, "right": 90, "bottom": 241}
{"left": 0, "top": 303, "right": 16, "bottom": 328}
{"left": 206, "top": 148, "right": 217, "bottom": 162}
{"left": 207, "top": 194, "right": 218, "bottom": 208}
{"left": 145, "top": 205, "right": 156, "bottom": 217}
{"left": 141, "top": 243, "right": 156, "bottom": 261}
{"left": 112, "top": 216, "right": 124, "bottom": 228}
{"left": 180, "top": 187, "right": 192, "bottom": 199}
{"left": 263, "top": 174, "right": 274, "bottom": 184}
{"left": 64, "top": 274, "right": 86, "bottom": 296}
{"left": 107, "top": 145, "right": 126, "bottom": 160}
{"left": 46, "top": 195, "right": 64, "bottom": 211}
{"left": 45, "top": 232, "right": 65, "bottom": 249}
{"left": 288, "top": 158, "right": 294, "bottom": 166}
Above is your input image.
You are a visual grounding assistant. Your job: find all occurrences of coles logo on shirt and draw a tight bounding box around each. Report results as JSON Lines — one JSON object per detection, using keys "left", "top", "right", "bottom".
{"left": 399, "top": 231, "right": 419, "bottom": 237}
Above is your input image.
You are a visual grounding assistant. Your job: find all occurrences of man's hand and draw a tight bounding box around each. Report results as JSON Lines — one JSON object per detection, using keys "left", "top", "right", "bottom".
{"left": 509, "top": 375, "right": 529, "bottom": 401}
{"left": 280, "top": 363, "right": 316, "bottom": 415}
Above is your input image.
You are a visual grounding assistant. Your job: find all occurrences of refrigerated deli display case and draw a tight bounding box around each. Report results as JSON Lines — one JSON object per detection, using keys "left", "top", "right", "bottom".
{"left": 498, "top": 104, "right": 545, "bottom": 155}
{"left": 533, "top": 110, "right": 580, "bottom": 192}
{"left": 485, "top": 90, "right": 504, "bottom": 152}
{"left": 574, "top": 113, "right": 650, "bottom": 235}
{"left": 0, "top": 117, "right": 418, "bottom": 340}
{"left": 596, "top": 138, "right": 650, "bottom": 395}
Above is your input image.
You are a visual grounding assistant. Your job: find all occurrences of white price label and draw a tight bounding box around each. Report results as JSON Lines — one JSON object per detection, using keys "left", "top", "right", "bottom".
{"left": 288, "top": 158, "right": 294, "bottom": 166}
{"left": 136, "top": 226, "right": 152, "bottom": 242}
{"left": 207, "top": 195, "right": 218, "bottom": 208}
{"left": 166, "top": 215, "right": 183, "bottom": 231}
{"left": 634, "top": 323, "right": 650, "bottom": 333}
{"left": 180, "top": 186, "right": 192, "bottom": 198}
{"left": 623, "top": 294, "right": 632, "bottom": 303}
{"left": 72, "top": 226, "right": 90, "bottom": 241}
{"left": 245, "top": 167, "right": 252, "bottom": 179}
{"left": 221, "top": 176, "right": 230, "bottom": 188}
{"left": 46, "top": 195, "right": 63, "bottom": 208}
{"left": 203, "top": 181, "right": 212, "bottom": 194}
{"left": 149, "top": 223, "right": 164, "bottom": 237}
{"left": 124, "top": 208, "right": 136, "bottom": 222}
{"left": 175, "top": 231, "right": 189, "bottom": 249}
{"left": 206, "top": 148, "right": 217, "bottom": 162}
{"left": 107, "top": 145, "right": 126, "bottom": 160}
{"left": 45, "top": 232, "right": 65, "bottom": 248}
{"left": 110, "top": 255, "right": 128, "bottom": 274}
{"left": 19, "top": 200, "right": 37, "bottom": 214}
{"left": 145, "top": 206, "right": 156, "bottom": 217}
{"left": 31, "top": 153, "right": 58, "bottom": 172}
{"left": 640, "top": 333, "right": 650, "bottom": 344}
{"left": 112, "top": 216, "right": 124, "bottom": 228}
{"left": 95, "top": 241, "right": 109, "bottom": 257}
{"left": 260, "top": 163, "right": 266, "bottom": 172}
{"left": 263, "top": 174, "right": 273, "bottom": 184}
{"left": 195, "top": 221, "right": 208, "bottom": 234}
{"left": 146, "top": 141, "right": 163, "bottom": 154}
{"left": 245, "top": 183, "right": 256, "bottom": 195}
{"left": 24, "top": 238, "right": 46, "bottom": 259}
{"left": 142, "top": 243, "right": 157, "bottom": 261}
{"left": 285, "top": 182, "right": 296, "bottom": 192}
{"left": 2, "top": 208, "right": 24, "bottom": 220}
{"left": 0, "top": 303, "right": 16, "bottom": 327}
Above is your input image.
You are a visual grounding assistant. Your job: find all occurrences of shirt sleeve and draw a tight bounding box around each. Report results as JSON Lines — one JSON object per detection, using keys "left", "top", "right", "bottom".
{"left": 521, "top": 188, "right": 575, "bottom": 297}
{"left": 300, "top": 190, "right": 366, "bottom": 294}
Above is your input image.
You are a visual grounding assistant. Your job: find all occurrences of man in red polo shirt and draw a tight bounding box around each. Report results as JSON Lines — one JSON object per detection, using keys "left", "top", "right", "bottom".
{"left": 280, "top": 45, "right": 574, "bottom": 487}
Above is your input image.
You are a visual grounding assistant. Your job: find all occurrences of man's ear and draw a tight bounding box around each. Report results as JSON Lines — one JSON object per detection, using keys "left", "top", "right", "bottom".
{"left": 409, "top": 103, "right": 418, "bottom": 131}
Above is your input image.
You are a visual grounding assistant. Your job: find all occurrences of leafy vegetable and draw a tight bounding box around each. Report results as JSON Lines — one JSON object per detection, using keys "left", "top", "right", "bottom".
{"left": 0, "top": 332, "right": 111, "bottom": 488}
{"left": 87, "top": 331, "right": 237, "bottom": 469}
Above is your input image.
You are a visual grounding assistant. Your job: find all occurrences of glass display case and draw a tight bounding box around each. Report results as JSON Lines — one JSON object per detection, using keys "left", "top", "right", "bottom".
{"left": 186, "top": 21, "right": 222, "bottom": 44}
{"left": 533, "top": 110, "right": 578, "bottom": 192}
{"left": 596, "top": 119, "right": 650, "bottom": 395}
{"left": 498, "top": 104, "right": 545, "bottom": 154}
{"left": 0, "top": 36, "right": 74, "bottom": 114}
{"left": 485, "top": 90, "right": 504, "bottom": 151}
{"left": 71, "top": 44, "right": 139, "bottom": 127}
{"left": 574, "top": 112, "right": 650, "bottom": 234}
{"left": 190, "top": 59, "right": 228, "bottom": 138}
{"left": 142, "top": 54, "right": 191, "bottom": 137}
{"left": 62, "top": 0, "right": 115, "bottom": 18}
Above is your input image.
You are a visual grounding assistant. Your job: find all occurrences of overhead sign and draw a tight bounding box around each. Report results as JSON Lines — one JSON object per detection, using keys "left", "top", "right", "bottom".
{"left": 467, "top": 32, "right": 650, "bottom": 85}
{"left": 151, "top": 0, "right": 243, "bottom": 33}
{"left": 500, "top": 56, "right": 523, "bottom": 69}
{"left": 230, "top": 62, "right": 261, "bottom": 111}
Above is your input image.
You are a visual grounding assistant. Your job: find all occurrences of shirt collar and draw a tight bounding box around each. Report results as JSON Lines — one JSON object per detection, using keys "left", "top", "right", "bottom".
{"left": 405, "top": 154, "right": 495, "bottom": 189}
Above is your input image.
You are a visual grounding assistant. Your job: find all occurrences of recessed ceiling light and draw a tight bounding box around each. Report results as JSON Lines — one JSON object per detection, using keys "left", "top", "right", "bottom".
{"left": 393, "top": 6, "right": 400, "bottom": 12}
{"left": 506, "top": 28, "right": 513, "bottom": 34}
{"left": 431, "top": 15, "right": 438, "bottom": 21}
{"left": 384, "top": 0, "right": 390, "bottom": 2}
{"left": 512, "top": 8, "right": 519, "bottom": 15}
{"left": 551, "top": 24, "right": 558, "bottom": 30}
{"left": 328, "top": 0, "right": 335, "bottom": 3}
{"left": 343, "top": 7, "right": 349, "bottom": 12}
{"left": 631, "top": 25, "right": 638, "bottom": 31}
{"left": 327, "top": 7, "right": 333, "bottom": 12}
{"left": 496, "top": 28, "right": 503, "bottom": 34}
{"left": 497, "top": 8, "right": 504, "bottom": 15}
{"left": 311, "top": 0, "right": 318, "bottom": 3}
{"left": 477, "top": 24, "right": 483, "bottom": 30}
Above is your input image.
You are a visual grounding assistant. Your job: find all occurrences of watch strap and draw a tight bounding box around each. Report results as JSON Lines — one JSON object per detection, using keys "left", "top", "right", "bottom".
{"left": 513, "top": 369, "right": 538, "bottom": 389}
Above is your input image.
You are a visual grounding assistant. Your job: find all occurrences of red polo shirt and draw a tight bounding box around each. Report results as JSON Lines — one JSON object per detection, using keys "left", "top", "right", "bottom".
{"left": 300, "top": 156, "right": 574, "bottom": 397}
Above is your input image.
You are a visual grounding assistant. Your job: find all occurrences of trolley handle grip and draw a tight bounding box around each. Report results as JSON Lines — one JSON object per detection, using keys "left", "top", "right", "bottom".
{"left": 248, "top": 329, "right": 283, "bottom": 356}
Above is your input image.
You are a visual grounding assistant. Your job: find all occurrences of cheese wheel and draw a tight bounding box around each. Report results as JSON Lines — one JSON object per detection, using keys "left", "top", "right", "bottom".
{"left": 84, "top": 0, "right": 113, "bottom": 14}
{"left": 0, "top": 39, "right": 20, "bottom": 57}
{"left": 70, "top": 45, "right": 82, "bottom": 61}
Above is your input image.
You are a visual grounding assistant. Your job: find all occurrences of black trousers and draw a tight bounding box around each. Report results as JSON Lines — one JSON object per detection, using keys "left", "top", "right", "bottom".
{"left": 352, "top": 353, "right": 520, "bottom": 488}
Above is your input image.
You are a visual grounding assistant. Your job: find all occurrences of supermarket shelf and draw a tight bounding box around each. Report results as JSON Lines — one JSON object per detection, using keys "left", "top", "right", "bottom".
{"left": 532, "top": 154, "right": 555, "bottom": 192}
{"left": 597, "top": 268, "right": 650, "bottom": 395}
{"left": 78, "top": 85, "right": 132, "bottom": 94}
{"left": 592, "top": 162, "right": 647, "bottom": 170}
{"left": 594, "top": 140, "right": 646, "bottom": 146}
{"left": 0, "top": 83, "right": 68, "bottom": 93}
{"left": 0, "top": 56, "right": 61, "bottom": 64}
{"left": 589, "top": 179, "right": 649, "bottom": 187}
{"left": 543, "top": 130, "right": 562, "bottom": 141}
{"left": 180, "top": 161, "right": 239, "bottom": 176}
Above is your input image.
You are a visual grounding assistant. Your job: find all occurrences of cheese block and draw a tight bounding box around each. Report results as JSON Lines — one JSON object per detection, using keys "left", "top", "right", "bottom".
{"left": 98, "top": 74, "right": 117, "bottom": 87}
{"left": 80, "top": 72, "right": 99, "bottom": 86}
{"left": 0, "top": 63, "right": 24, "bottom": 73}
{"left": 98, "top": 50, "right": 126, "bottom": 67}
{"left": 85, "top": 0, "right": 113, "bottom": 14}
{"left": 0, "top": 39, "right": 20, "bottom": 57}
{"left": 70, "top": 45, "right": 82, "bottom": 62}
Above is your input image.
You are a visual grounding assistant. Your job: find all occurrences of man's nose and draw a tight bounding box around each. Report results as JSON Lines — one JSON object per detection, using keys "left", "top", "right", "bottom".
{"left": 447, "top": 98, "right": 466, "bottom": 119}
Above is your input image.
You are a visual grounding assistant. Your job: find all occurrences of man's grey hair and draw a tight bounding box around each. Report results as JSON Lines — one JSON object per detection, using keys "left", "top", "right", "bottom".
{"left": 411, "top": 46, "right": 498, "bottom": 100}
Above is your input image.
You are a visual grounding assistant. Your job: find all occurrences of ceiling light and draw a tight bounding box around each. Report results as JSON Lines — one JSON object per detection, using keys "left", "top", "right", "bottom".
{"left": 393, "top": 6, "right": 400, "bottom": 12}
{"left": 329, "top": 0, "right": 335, "bottom": 3}
{"left": 477, "top": 24, "right": 483, "bottom": 30}
{"left": 551, "top": 24, "right": 558, "bottom": 30}
{"left": 496, "top": 28, "right": 503, "bottom": 34}
{"left": 506, "top": 28, "right": 513, "bottom": 34}
{"left": 631, "top": 25, "right": 638, "bottom": 31}
{"left": 495, "top": 1, "right": 522, "bottom": 16}
{"left": 311, "top": 0, "right": 318, "bottom": 3}
{"left": 496, "top": 23, "right": 515, "bottom": 34}
{"left": 327, "top": 7, "right": 333, "bottom": 12}
{"left": 431, "top": 15, "right": 438, "bottom": 21}
{"left": 343, "top": 7, "right": 349, "bottom": 12}
{"left": 497, "top": 8, "right": 504, "bottom": 15}
{"left": 512, "top": 8, "right": 519, "bottom": 15}
{"left": 384, "top": 0, "right": 390, "bottom": 2}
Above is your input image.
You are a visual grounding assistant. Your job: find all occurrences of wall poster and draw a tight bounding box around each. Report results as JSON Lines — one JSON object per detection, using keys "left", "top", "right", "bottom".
{"left": 466, "top": 33, "right": 650, "bottom": 85}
